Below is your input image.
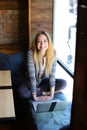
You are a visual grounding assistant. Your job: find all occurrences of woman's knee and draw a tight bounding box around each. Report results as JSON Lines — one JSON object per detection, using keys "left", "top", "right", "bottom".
{"left": 55, "top": 79, "right": 67, "bottom": 90}
{"left": 18, "top": 83, "right": 32, "bottom": 99}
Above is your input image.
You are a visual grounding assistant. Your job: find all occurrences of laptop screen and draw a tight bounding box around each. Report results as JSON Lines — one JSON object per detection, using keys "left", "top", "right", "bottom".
{"left": 31, "top": 99, "right": 68, "bottom": 113}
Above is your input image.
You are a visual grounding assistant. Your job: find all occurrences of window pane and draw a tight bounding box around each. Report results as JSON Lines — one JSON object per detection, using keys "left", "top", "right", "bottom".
{"left": 53, "top": 0, "right": 77, "bottom": 75}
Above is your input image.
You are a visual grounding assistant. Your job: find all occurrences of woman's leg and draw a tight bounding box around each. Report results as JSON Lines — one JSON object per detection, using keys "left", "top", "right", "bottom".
{"left": 18, "top": 81, "right": 43, "bottom": 98}
{"left": 18, "top": 82, "right": 32, "bottom": 99}
{"left": 39, "top": 78, "right": 50, "bottom": 92}
{"left": 55, "top": 79, "right": 67, "bottom": 91}
{"left": 39, "top": 78, "right": 67, "bottom": 91}
{"left": 38, "top": 78, "right": 67, "bottom": 95}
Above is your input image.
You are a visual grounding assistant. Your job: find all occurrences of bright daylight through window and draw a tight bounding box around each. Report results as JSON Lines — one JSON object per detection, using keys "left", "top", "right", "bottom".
{"left": 53, "top": 0, "right": 77, "bottom": 76}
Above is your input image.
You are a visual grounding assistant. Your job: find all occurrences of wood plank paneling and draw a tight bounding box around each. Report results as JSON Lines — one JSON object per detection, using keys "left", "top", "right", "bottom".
{"left": 30, "top": 0, "right": 53, "bottom": 35}
{"left": 28, "top": 0, "right": 53, "bottom": 47}
{"left": 0, "top": 0, "right": 28, "bottom": 53}
{"left": 0, "top": 43, "right": 28, "bottom": 54}
{"left": 0, "top": 0, "right": 27, "bottom": 10}
{"left": 0, "top": 0, "right": 53, "bottom": 53}
{"left": 71, "top": 2, "right": 87, "bottom": 130}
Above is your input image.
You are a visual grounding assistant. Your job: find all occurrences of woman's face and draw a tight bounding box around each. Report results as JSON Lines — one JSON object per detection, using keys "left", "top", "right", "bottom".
{"left": 36, "top": 34, "right": 48, "bottom": 54}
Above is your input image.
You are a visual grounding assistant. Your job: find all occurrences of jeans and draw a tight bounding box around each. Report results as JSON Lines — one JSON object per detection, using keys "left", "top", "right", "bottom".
{"left": 18, "top": 78, "right": 67, "bottom": 99}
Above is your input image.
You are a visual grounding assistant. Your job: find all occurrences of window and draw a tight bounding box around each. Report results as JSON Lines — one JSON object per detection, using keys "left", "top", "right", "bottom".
{"left": 53, "top": 0, "right": 77, "bottom": 77}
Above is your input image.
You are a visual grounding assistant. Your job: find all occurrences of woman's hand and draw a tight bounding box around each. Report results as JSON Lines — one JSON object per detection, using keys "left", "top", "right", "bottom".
{"left": 32, "top": 93, "right": 53, "bottom": 101}
{"left": 32, "top": 93, "right": 39, "bottom": 101}
{"left": 36, "top": 95, "right": 53, "bottom": 101}
{"left": 32, "top": 87, "right": 55, "bottom": 101}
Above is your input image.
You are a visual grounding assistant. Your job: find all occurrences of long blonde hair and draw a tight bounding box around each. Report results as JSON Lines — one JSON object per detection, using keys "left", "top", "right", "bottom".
{"left": 31, "top": 31, "right": 56, "bottom": 76}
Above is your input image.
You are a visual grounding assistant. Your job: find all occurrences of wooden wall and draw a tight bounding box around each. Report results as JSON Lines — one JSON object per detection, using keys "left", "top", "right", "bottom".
{"left": 0, "top": 0, "right": 28, "bottom": 53}
{"left": 29, "top": 0, "right": 53, "bottom": 45}
{"left": 71, "top": 1, "right": 87, "bottom": 130}
{"left": 0, "top": 0, "right": 53, "bottom": 53}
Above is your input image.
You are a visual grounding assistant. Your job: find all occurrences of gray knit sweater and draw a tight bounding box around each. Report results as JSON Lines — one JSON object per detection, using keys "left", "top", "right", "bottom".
{"left": 27, "top": 49, "right": 57, "bottom": 93}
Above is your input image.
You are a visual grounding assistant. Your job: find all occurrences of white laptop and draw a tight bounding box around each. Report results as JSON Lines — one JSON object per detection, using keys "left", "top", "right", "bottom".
{"left": 31, "top": 99, "right": 68, "bottom": 113}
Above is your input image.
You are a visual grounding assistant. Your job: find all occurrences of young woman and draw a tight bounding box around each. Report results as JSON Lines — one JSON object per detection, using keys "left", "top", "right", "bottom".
{"left": 19, "top": 31, "right": 66, "bottom": 101}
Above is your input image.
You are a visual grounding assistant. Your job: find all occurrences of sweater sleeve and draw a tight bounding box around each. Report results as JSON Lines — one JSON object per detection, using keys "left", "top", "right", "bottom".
{"left": 49, "top": 58, "right": 57, "bottom": 88}
{"left": 27, "top": 50, "right": 37, "bottom": 93}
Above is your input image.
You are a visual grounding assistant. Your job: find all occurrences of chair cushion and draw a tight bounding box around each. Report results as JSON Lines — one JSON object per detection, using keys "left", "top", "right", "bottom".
{"left": 8, "top": 52, "right": 26, "bottom": 76}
